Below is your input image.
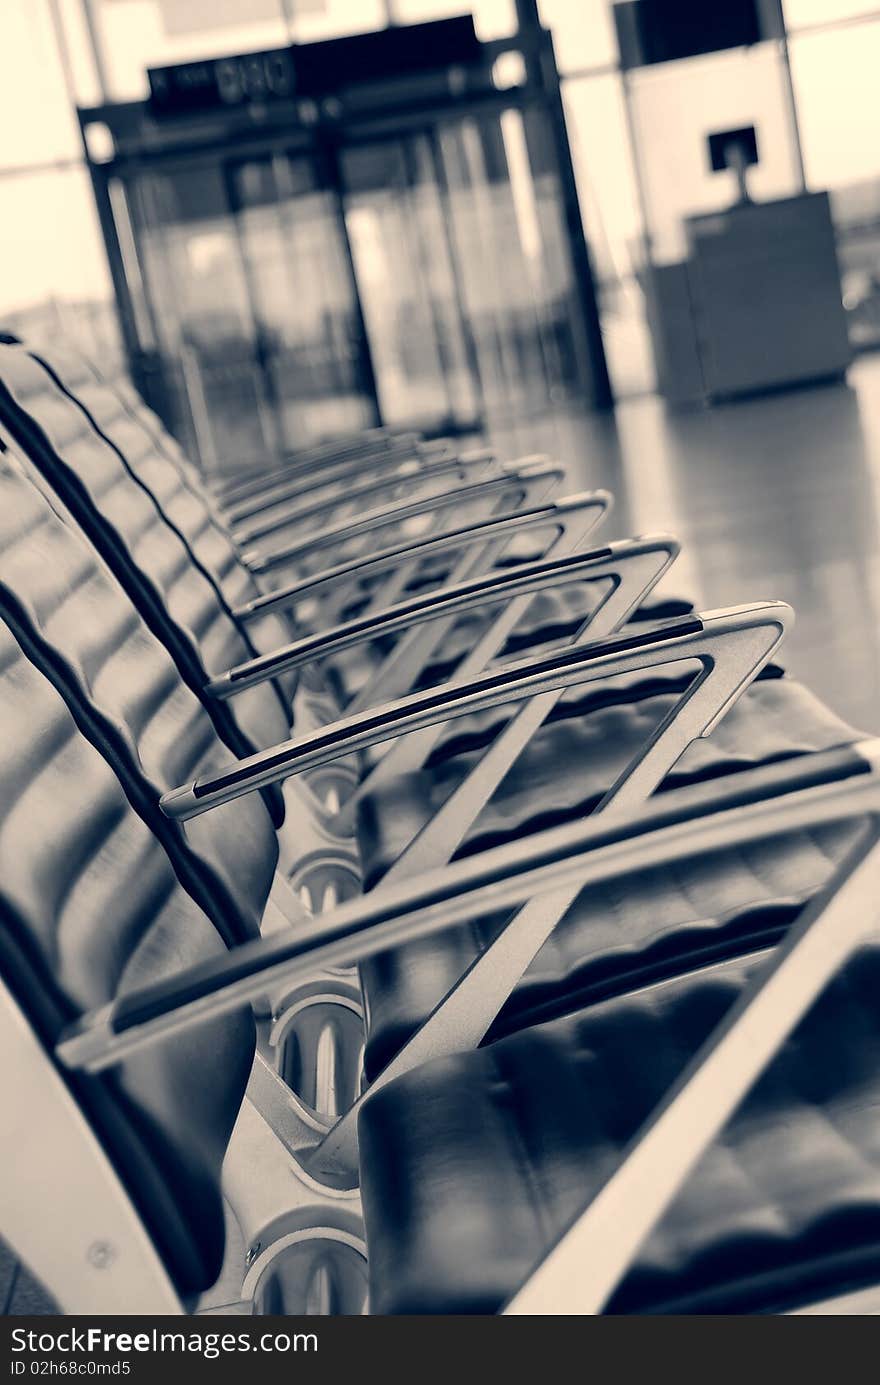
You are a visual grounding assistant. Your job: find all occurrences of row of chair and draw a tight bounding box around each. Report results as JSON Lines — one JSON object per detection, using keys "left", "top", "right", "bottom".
{"left": 0, "top": 331, "right": 878, "bottom": 1315}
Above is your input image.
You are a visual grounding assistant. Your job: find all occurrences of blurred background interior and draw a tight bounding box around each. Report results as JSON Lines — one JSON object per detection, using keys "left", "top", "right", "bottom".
{"left": 3, "top": 0, "right": 880, "bottom": 728}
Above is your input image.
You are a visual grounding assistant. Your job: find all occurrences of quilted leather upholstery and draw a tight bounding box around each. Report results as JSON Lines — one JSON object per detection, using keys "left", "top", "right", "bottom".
{"left": 360, "top": 942, "right": 880, "bottom": 1314}
{"left": 328, "top": 585, "right": 696, "bottom": 703}
{"left": 415, "top": 592, "right": 697, "bottom": 690}
{"left": 23, "top": 346, "right": 701, "bottom": 725}
{"left": 0, "top": 347, "right": 291, "bottom": 786}
{"left": 358, "top": 676, "right": 860, "bottom": 1077}
{"left": 14, "top": 343, "right": 712, "bottom": 799}
{"left": 0, "top": 621, "right": 253, "bottom": 1299}
{"left": 0, "top": 460, "right": 278, "bottom": 944}
{"left": 358, "top": 676, "right": 858, "bottom": 883}
{"left": 35, "top": 347, "right": 297, "bottom": 676}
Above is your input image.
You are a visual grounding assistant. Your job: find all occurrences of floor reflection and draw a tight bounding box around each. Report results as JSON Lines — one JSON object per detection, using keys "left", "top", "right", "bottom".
{"left": 489, "top": 355, "right": 880, "bottom": 733}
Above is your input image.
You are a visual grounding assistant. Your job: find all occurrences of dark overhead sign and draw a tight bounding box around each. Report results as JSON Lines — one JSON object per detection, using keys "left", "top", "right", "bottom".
{"left": 613, "top": 0, "right": 763, "bottom": 70}
{"left": 148, "top": 48, "right": 295, "bottom": 115}
{"left": 147, "top": 15, "right": 482, "bottom": 117}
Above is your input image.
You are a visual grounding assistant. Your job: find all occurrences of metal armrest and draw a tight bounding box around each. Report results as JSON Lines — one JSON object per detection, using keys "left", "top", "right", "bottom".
{"left": 342, "top": 529, "right": 665, "bottom": 785}
{"left": 227, "top": 442, "right": 469, "bottom": 534}
{"left": 235, "top": 492, "right": 611, "bottom": 624}
{"left": 213, "top": 430, "right": 415, "bottom": 507}
{"left": 161, "top": 602, "right": 789, "bottom": 821}
{"left": 56, "top": 741, "right": 880, "bottom": 1075}
{"left": 208, "top": 538, "right": 665, "bottom": 700}
{"left": 505, "top": 737, "right": 880, "bottom": 1316}
{"left": 222, "top": 436, "right": 433, "bottom": 520}
{"left": 341, "top": 472, "right": 609, "bottom": 714}
{"left": 231, "top": 450, "right": 497, "bottom": 548}
{"left": 224, "top": 437, "right": 451, "bottom": 525}
{"left": 243, "top": 460, "right": 563, "bottom": 577}
{"left": 314, "top": 594, "right": 790, "bottom": 1172}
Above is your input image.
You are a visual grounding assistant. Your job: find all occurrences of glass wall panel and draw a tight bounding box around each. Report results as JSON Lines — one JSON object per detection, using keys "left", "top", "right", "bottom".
{"left": 0, "top": 1, "right": 81, "bottom": 168}
{"left": 0, "top": 164, "right": 120, "bottom": 364}
{"left": 627, "top": 42, "right": 801, "bottom": 265}
{"left": 54, "top": 0, "right": 105, "bottom": 107}
{"left": 1, "top": 166, "right": 111, "bottom": 315}
{"left": 790, "top": 17, "right": 880, "bottom": 348}
{"left": 783, "top": 0, "right": 880, "bottom": 29}
{"left": 790, "top": 19, "right": 880, "bottom": 188}
{"left": 392, "top": 0, "right": 517, "bottom": 40}
{"left": 89, "top": 0, "right": 292, "bottom": 101}
{"left": 287, "top": 0, "right": 387, "bottom": 44}
{"left": 538, "top": 0, "right": 618, "bottom": 72}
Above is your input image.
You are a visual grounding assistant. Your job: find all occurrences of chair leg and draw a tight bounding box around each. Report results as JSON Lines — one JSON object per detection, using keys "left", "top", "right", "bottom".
{"left": 0, "top": 979, "right": 183, "bottom": 1314}
{"left": 265, "top": 975, "right": 365, "bottom": 1125}
{"left": 222, "top": 1088, "right": 367, "bottom": 1316}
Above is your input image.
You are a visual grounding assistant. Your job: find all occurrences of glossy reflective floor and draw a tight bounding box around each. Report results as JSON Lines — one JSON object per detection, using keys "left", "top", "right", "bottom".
{"left": 490, "top": 355, "right": 880, "bottom": 735}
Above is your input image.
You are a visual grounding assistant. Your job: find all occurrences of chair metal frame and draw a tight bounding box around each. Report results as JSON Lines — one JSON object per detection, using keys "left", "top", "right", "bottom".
{"left": 240, "top": 460, "right": 564, "bottom": 580}
{"left": 234, "top": 494, "right": 615, "bottom": 625}
{"left": 228, "top": 448, "right": 500, "bottom": 550}
{"left": 7, "top": 343, "right": 876, "bottom": 1318}
{"left": 19, "top": 742, "right": 878, "bottom": 1315}
{"left": 211, "top": 431, "right": 420, "bottom": 510}
{"left": 51, "top": 599, "right": 792, "bottom": 1208}
{"left": 220, "top": 439, "right": 456, "bottom": 529}
{"left": 297, "top": 481, "right": 606, "bottom": 721}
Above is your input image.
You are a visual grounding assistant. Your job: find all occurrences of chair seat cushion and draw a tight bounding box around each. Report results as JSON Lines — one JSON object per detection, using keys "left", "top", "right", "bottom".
{"left": 360, "top": 944, "right": 880, "bottom": 1314}
{"left": 416, "top": 594, "right": 696, "bottom": 691}
{"left": 327, "top": 585, "right": 694, "bottom": 705}
{"left": 357, "top": 678, "right": 860, "bottom": 1078}
{"left": 358, "top": 677, "right": 856, "bottom": 885}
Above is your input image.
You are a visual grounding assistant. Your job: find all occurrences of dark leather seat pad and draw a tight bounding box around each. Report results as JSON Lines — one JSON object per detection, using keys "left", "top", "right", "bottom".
{"left": 358, "top": 677, "right": 856, "bottom": 885}
{"left": 360, "top": 942, "right": 880, "bottom": 1314}
{"left": 358, "top": 678, "right": 860, "bottom": 1078}
{"left": 327, "top": 583, "right": 694, "bottom": 705}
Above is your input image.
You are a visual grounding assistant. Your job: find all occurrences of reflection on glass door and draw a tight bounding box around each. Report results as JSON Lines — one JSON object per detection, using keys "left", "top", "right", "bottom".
{"left": 228, "top": 153, "right": 377, "bottom": 449}
{"left": 129, "top": 163, "right": 275, "bottom": 471}
{"left": 437, "top": 104, "right": 587, "bottom": 419}
{"left": 123, "top": 153, "right": 378, "bottom": 473}
{"left": 340, "top": 137, "right": 481, "bottom": 432}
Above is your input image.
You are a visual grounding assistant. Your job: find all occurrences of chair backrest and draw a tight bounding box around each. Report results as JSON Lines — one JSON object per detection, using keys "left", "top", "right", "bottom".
{"left": 0, "top": 456, "right": 278, "bottom": 944}
{"left": 0, "top": 346, "right": 291, "bottom": 809}
{"left": 0, "top": 617, "right": 253, "bottom": 1299}
{"left": 32, "top": 343, "right": 296, "bottom": 665}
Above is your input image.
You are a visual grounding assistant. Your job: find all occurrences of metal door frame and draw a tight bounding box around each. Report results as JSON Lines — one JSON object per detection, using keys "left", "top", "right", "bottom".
{"left": 78, "top": 21, "right": 612, "bottom": 453}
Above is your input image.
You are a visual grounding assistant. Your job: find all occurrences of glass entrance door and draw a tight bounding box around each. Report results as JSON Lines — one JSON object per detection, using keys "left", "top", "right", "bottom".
{"left": 227, "top": 151, "right": 378, "bottom": 450}
{"left": 339, "top": 135, "right": 482, "bottom": 433}
{"left": 121, "top": 150, "right": 379, "bottom": 474}
{"left": 108, "top": 88, "right": 602, "bottom": 472}
{"left": 436, "top": 102, "right": 590, "bottom": 420}
{"left": 129, "top": 161, "right": 277, "bottom": 472}
{"left": 338, "top": 102, "right": 590, "bottom": 434}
